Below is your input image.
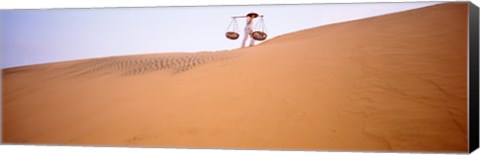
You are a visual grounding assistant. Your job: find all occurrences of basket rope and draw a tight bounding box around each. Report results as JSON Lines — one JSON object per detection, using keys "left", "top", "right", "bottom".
{"left": 226, "top": 18, "right": 238, "bottom": 32}
{"left": 254, "top": 16, "right": 267, "bottom": 33}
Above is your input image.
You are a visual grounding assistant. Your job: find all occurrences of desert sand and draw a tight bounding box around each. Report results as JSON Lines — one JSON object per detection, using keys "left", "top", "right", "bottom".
{"left": 2, "top": 3, "right": 468, "bottom": 152}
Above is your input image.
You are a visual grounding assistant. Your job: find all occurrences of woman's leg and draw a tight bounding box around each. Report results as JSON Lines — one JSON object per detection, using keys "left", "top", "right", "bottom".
{"left": 249, "top": 34, "right": 255, "bottom": 46}
{"left": 241, "top": 30, "right": 250, "bottom": 48}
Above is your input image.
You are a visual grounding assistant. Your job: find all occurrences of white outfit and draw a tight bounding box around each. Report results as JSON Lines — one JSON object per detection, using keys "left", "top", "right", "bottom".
{"left": 241, "top": 17, "right": 255, "bottom": 48}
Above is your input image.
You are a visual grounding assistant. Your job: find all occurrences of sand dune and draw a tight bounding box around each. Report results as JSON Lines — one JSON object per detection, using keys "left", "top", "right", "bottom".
{"left": 2, "top": 3, "right": 468, "bottom": 152}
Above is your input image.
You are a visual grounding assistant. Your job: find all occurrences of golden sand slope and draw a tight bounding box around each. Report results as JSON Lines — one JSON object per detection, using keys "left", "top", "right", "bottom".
{"left": 2, "top": 3, "right": 468, "bottom": 152}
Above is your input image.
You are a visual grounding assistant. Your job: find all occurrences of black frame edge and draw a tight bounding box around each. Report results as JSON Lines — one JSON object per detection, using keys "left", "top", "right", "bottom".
{"left": 469, "top": 1, "right": 479, "bottom": 153}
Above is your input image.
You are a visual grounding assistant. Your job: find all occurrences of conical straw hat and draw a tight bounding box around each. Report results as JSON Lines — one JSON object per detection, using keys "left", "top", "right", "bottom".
{"left": 246, "top": 12, "right": 259, "bottom": 18}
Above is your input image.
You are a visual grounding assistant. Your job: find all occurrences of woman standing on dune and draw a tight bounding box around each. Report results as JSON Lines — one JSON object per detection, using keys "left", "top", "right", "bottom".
{"left": 241, "top": 13, "right": 258, "bottom": 48}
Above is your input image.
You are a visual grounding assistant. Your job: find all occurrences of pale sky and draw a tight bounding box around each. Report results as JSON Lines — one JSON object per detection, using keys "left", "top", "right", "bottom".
{"left": 1, "top": 2, "right": 441, "bottom": 68}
